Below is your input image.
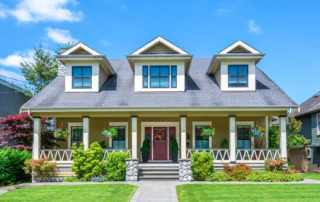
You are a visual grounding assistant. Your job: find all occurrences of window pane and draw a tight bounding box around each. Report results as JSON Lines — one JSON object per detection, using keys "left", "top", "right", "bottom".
{"left": 195, "top": 126, "right": 209, "bottom": 148}
{"left": 72, "top": 67, "right": 82, "bottom": 77}
{"left": 238, "top": 65, "right": 248, "bottom": 75}
{"left": 143, "top": 76, "right": 148, "bottom": 88}
{"left": 238, "top": 76, "right": 248, "bottom": 84}
{"left": 171, "top": 66, "right": 177, "bottom": 76}
{"left": 150, "top": 66, "right": 159, "bottom": 76}
{"left": 159, "top": 66, "right": 169, "bottom": 76}
{"left": 82, "top": 78, "right": 92, "bottom": 88}
{"left": 71, "top": 126, "right": 83, "bottom": 147}
{"left": 73, "top": 78, "right": 83, "bottom": 88}
{"left": 228, "top": 65, "right": 238, "bottom": 75}
{"left": 159, "top": 77, "right": 169, "bottom": 88}
{"left": 171, "top": 76, "right": 177, "bottom": 88}
{"left": 82, "top": 67, "right": 92, "bottom": 77}
{"left": 113, "top": 126, "right": 125, "bottom": 149}
{"left": 143, "top": 66, "right": 148, "bottom": 76}
{"left": 150, "top": 77, "right": 159, "bottom": 88}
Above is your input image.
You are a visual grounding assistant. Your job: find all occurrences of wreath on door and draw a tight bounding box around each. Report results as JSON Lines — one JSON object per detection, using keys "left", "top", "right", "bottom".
{"left": 155, "top": 130, "right": 165, "bottom": 140}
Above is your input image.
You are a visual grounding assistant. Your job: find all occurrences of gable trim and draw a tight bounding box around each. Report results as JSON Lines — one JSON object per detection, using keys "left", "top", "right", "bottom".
{"left": 61, "top": 42, "right": 101, "bottom": 56}
{"left": 219, "top": 40, "right": 261, "bottom": 54}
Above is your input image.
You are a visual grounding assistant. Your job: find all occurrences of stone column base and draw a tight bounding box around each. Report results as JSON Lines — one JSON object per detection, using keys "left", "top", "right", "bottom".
{"left": 126, "top": 158, "right": 139, "bottom": 181}
{"left": 179, "top": 158, "right": 192, "bottom": 182}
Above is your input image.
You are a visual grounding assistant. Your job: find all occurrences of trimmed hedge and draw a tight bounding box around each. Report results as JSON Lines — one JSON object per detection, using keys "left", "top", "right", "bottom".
{"left": 0, "top": 147, "right": 32, "bottom": 185}
{"left": 104, "top": 151, "right": 131, "bottom": 181}
{"left": 245, "top": 170, "right": 304, "bottom": 182}
{"left": 191, "top": 152, "right": 214, "bottom": 181}
{"left": 206, "top": 172, "right": 230, "bottom": 182}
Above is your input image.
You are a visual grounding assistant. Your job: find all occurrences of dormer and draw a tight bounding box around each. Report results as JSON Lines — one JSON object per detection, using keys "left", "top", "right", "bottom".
{"left": 127, "top": 36, "right": 193, "bottom": 92}
{"left": 56, "top": 42, "right": 115, "bottom": 93}
{"left": 207, "top": 40, "right": 265, "bottom": 91}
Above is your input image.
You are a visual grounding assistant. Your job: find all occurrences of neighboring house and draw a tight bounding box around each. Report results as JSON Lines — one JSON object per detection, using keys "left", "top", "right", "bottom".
{"left": 21, "top": 37, "right": 297, "bottom": 180}
{"left": 295, "top": 91, "right": 320, "bottom": 166}
{"left": 0, "top": 78, "right": 30, "bottom": 146}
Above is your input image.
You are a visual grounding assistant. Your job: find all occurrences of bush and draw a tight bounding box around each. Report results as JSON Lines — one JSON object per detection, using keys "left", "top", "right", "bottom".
{"left": 268, "top": 126, "right": 280, "bottom": 148}
{"left": 0, "top": 147, "right": 32, "bottom": 185}
{"left": 71, "top": 142, "right": 104, "bottom": 180}
{"left": 141, "top": 139, "right": 150, "bottom": 153}
{"left": 62, "top": 176, "right": 87, "bottom": 182}
{"left": 171, "top": 136, "right": 179, "bottom": 153}
{"left": 220, "top": 138, "right": 229, "bottom": 149}
{"left": 264, "top": 157, "right": 286, "bottom": 171}
{"left": 206, "top": 171, "right": 230, "bottom": 182}
{"left": 245, "top": 170, "right": 304, "bottom": 182}
{"left": 23, "top": 158, "right": 57, "bottom": 177}
{"left": 191, "top": 152, "right": 214, "bottom": 181}
{"left": 223, "top": 163, "right": 252, "bottom": 181}
{"left": 104, "top": 152, "right": 131, "bottom": 181}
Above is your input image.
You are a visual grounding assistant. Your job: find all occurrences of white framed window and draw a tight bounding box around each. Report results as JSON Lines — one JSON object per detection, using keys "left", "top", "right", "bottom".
{"left": 68, "top": 122, "right": 83, "bottom": 149}
{"left": 109, "top": 122, "right": 128, "bottom": 149}
{"left": 142, "top": 65, "right": 177, "bottom": 89}
{"left": 307, "top": 147, "right": 312, "bottom": 159}
{"left": 236, "top": 121, "right": 254, "bottom": 149}
{"left": 317, "top": 113, "right": 320, "bottom": 136}
{"left": 192, "top": 121, "right": 212, "bottom": 149}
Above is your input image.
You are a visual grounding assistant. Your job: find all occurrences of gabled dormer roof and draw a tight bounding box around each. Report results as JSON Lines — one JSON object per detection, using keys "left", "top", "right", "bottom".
{"left": 56, "top": 42, "right": 115, "bottom": 75}
{"left": 207, "top": 40, "right": 265, "bottom": 74}
{"left": 131, "top": 36, "right": 189, "bottom": 55}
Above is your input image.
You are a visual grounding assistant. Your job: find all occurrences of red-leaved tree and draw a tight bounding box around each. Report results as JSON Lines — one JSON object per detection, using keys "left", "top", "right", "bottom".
{"left": 0, "top": 113, "right": 59, "bottom": 150}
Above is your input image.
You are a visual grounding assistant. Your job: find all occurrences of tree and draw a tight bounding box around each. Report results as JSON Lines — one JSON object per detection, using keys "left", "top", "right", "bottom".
{"left": 0, "top": 113, "right": 59, "bottom": 150}
{"left": 287, "top": 113, "right": 307, "bottom": 148}
{"left": 54, "top": 41, "right": 76, "bottom": 54}
{"left": 20, "top": 44, "right": 58, "bottom": 96}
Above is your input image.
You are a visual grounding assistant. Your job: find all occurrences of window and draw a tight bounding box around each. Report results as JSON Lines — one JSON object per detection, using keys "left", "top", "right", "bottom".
{"left": 143, "top": 66, "right": 148, "bottom": 88}
{"left": 237, "top": 125, "right": 251, "bottom": 148}
{"left": 195, "top": 126, "right": 209, "bottom": 148}
{"left": 171, "top": 66, "right": 177, "bottom": 88}
{"left": 72, "top": 66, "right": 92, "bottom": 88}
{"left": 318, "top": 114, "right": 320, "bottom": 135}
{"left": 228, "top": 65, "right": 248, "bottom": 87}
{"left": 112, "top": 126, "right": 126, "bottom": 149}
{"left": 71, "top": 126, "right": 83, "bottom": 147}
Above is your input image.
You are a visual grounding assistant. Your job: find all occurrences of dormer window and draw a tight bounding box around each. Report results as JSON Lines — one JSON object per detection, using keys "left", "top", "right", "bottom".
{"left": 72, "top": 66, "right": 92, "bottom": 89}
{"left": 228, "top": 65, "right": 248, "bottom": 88}
{"left": 142, "top": 65, "right": 177, "bottom": 88}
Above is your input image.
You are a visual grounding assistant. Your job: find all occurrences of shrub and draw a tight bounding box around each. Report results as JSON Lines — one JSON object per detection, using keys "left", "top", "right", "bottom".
{"left": 0, "top": 147, "right": 32, "bottom": 185}
{"left": 245, "top": 170, "right": 304, "bottom": 182}
{"left": 191, "top": 152, "right": 214, "bottom": 181}
{"left": 104, "top": 152, "right": 131, "bottom": 181}
{"left": 62, "top": 176, "right": 87, "bottom": 182}
{"left": 171, "top": 136, "right": 179, "bottom": 153}
{"left": 220, "top": 138, "right": 229, "bottom": 149}
{"left": 141, "top": 139, "right": 150, "bottom": 153}
{"left": 264, "top": 157, "right": 286, "bottom": 171}
{"left": 71, "top": 142, "right": 104, "bottom": 180}
{"left": 23, "top": 158, "right": 57, "bottom": 177}
{"left": 206, "top": 171, "right": 230, "bottom": 182}
{"left": 269, "top": 126, "right": 280, "bottom": 148}
{"left": 223, "top": 163, "right": 252, "bottom": 181}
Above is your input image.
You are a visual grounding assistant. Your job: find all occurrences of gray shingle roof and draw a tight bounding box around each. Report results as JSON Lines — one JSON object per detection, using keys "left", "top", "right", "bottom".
{"left": 21, "top": 58, "right": 297, "bottom": 109}
{"left": 295, "top": 92, "right": 320, "bottom": 116}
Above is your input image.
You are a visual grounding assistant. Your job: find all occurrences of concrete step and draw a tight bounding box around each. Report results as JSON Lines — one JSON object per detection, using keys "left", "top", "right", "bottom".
{"left": 139, "top": 170, "right": 179, "bottom": 175}
{"left": 139, "top": 175, "right": 179, "bottom": 180}
{"left": 138, "top": 163, "right": 179, "bottom": 180}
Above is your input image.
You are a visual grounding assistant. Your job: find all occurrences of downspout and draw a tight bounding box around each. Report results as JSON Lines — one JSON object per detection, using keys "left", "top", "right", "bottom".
{"left": 27, "top": 108, "right": 33, "bottom": 120}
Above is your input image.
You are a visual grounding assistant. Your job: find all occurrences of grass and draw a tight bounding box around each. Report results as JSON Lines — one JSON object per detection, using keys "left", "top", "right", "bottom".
{"left": 176, "top": 184, "right": 320, "bottom": 202}
{"left": 305, "top": 173, "right": 320, "bottom": 180}
{"left": 0, "top": 184, "right": 137, "bottom": 202}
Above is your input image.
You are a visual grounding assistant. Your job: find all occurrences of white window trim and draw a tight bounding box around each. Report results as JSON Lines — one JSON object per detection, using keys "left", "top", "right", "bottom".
{"left": 109, "top": 122, "right": 129, "bottom": 149}
{"left": 68, "top": 122, "right": 83, "bottom": 149}
{"left": 143, "top": 65, "right": 177, "bottom": 89}
{"left": 141, "top": 122, "right": 180, "bottom": 161}
{"left": 236, "top": 121, "right": 254, "bottom": 149}
{"left": 317, "top": 113, "right": 320, "bottom": 136}
{"left": 192, "top": 121, "right": 212, "bottom": 149}
{"left": 307, "top": 147, "right": 312, "bottom": 159}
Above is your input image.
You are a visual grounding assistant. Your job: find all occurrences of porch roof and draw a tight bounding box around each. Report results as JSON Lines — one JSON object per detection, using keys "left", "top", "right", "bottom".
{"left": 21, "top": 58, "right": 297, "bottom": 110}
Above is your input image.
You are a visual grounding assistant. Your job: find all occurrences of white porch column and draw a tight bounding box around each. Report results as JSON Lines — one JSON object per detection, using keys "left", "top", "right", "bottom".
{"left": 131, "top": 116, "right": 138, "bottom": 159}
{"left": 265, "top": 116, "right": 269, "bottom": 149}
{"left": 180, "top": 115, "right": 187, "bottom": 159}
{"left": 32, "top": 117, "right": 41, "bottom": 160}
{"left": 83, "top": 116, "right": 90, "bottom": 150}
{"left": 279, "top": 115, "right": 287, "bottom": 158}
{"left": 229, "top": 115, "right": 236, "bottom": 163}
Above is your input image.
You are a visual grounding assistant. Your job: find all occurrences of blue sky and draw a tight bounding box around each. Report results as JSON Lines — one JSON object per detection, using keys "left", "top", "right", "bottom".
{"left": 0, "top": 0, "right": 319, "bottom": 104}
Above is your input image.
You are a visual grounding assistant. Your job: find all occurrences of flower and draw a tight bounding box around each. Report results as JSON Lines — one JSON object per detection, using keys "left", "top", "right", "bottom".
{"left": 61, "top": 126, "right": 65, "bottom": 129}
{"left": 208, "top": 125, "right": 212, "bottom": 128}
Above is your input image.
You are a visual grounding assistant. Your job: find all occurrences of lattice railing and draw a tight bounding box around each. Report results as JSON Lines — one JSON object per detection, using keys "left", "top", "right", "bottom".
{"left": 40, "top": 149, "right": 74, "bottom": 162}
{"left": 236, "top": 149, "right": 281, "bottom": 162}
{"left": 187, "top": 149, "right": 230, "bottom": 163}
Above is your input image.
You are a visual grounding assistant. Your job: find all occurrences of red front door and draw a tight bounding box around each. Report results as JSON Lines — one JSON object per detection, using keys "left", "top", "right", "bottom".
{"left": 153, "top": 127, "right": 168, "bottom": 160}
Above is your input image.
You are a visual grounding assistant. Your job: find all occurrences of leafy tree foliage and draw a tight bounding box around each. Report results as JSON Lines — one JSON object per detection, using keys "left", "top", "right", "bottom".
{"left": 20, "top": 45, "right": 58, "bottom": 96}
{"left": 269, "top": 126, "right": 280, "bottom": 148}
{"left": 287, "top": 113, "right": 307, "bottom": 148}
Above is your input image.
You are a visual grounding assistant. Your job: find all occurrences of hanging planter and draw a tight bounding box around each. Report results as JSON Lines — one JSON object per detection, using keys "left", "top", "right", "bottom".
{"left": 54, "top": 126, "right": 69, "bottom": 139}
{"left": 251, "top": 126, "right": 265, "bottom": 148}
{"left": 201, "top": 125, "right": 216, "bottom": 137}
{"left": 101, "top": 126, "right": 118, "bottom": 138}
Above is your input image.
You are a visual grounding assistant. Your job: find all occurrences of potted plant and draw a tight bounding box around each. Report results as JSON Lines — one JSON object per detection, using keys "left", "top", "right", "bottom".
{"left": 101, "top": 126, "right": 118, "bottom": 138}
{"left": 53, "top": 126, "right": 68, "bottom": 139}
{"left": 251, "top": 126, "right": 264, "bottom": 148}
{"left": 141, "top": 138, "right": 150, "bottom": 163}
{"left": 171, "top": 135, "right": 179, "bottom": 162}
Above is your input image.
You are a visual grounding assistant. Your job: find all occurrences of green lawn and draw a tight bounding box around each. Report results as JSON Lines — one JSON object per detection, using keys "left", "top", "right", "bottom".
{"left": 176, "top": 184, "right": 320, "bottom": 202}
{"left": 305, "top": 173, "right": 320, "bottom": 181}
{"left": 0, "top": 184, "right": 137, "bottom": 202}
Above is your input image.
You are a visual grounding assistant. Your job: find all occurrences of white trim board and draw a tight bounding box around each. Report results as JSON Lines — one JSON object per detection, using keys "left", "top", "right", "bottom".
{"left": 219, "top": 40, "right": 261, "bottom": 54}
{"left": 61, "top": 42, "right": 100, "bottom": 56}
{"left": 192, "top": 121, "right": 212, "bottom": 149}
{"left": 67, "top": 122, "right": 83, "bottom": 149}
{"left": 109, "top": 122, "right": 129, "bottom": 148}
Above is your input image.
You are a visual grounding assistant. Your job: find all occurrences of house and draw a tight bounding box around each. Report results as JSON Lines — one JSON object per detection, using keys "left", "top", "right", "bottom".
{"left": 21, "top": 36, "right": 297, "bottom": 180}
{"left": 295, "top": 91, "right": 320, "bottom": 167}
{"left": 0, "top": 78, "right": 30, "bottom": 146}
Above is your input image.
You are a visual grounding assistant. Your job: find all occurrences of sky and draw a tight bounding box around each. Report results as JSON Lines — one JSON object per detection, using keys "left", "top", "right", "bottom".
{"left": 0, "top": 0, "right": 319, "bottom": 104}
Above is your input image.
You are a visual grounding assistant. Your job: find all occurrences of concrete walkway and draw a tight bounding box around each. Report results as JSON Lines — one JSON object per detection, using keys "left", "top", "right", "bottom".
{"left": 1, "top": 179, "right": 320, "bottom": 201}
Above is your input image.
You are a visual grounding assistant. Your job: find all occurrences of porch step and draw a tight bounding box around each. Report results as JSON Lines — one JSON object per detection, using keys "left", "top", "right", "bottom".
{"left": 138, "top": 163, "right": 179, "bottom": 180}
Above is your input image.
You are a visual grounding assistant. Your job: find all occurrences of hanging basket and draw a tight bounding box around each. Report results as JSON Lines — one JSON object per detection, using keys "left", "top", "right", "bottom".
{"left": 201, "top": 125, "right": 216, "bottom": 137}
{"left": 54, "top": 127, "right": 69, "bottom": 139}
{"left": 101, "top": 126, "right": 118, "bottom": 138}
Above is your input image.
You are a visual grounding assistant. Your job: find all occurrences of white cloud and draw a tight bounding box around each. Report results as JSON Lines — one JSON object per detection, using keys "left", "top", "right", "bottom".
{"left": 0, "top": 4, "right": 6, "bottom": 18}
{"left": 0, "top": 69, "right": 25, "bottom": 82}
{"left": 0, "top": 50, "right": 33, "bottom": 68}
{"left": 248, "top": 20, "right": 261, "bottom": 34}
{"left": 47, "top": 28, "right": 76, "bottom": 44}
{"left": 101, "top": 39, "right": 111, "bottom": 47}
{"left": 6, "top": 0, "right": 82, "bottom": 22}
{"left": 217, "top": 8, "right": 234, "bottom": 15}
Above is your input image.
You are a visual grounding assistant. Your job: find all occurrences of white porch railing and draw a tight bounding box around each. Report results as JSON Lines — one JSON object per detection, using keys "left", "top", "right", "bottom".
{"left": 102, "top": 149, "right": 132, "bottom": 160}
{"left": 187, "top": 149, "right": 230, "bottom": 163}
{"left": 236, "top": 149, "right": 281, "bottom": 163}
{"left": 40, "top": 149, "right": 74, "bottom": 162}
